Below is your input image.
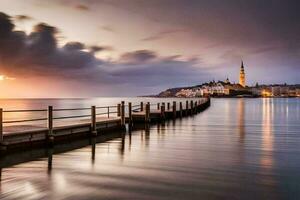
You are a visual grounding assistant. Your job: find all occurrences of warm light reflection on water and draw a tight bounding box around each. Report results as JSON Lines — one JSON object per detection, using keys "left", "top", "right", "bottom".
{"left": 0, "top": 98, "right": 300, "bottom": 200}
{"left": 261, "top": 98, "right": 274, "bottom": 166}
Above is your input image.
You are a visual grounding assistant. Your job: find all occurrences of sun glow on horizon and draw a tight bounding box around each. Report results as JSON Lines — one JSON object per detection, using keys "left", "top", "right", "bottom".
{"left": 0, "top": 74, "right": 16, "bottom": 81}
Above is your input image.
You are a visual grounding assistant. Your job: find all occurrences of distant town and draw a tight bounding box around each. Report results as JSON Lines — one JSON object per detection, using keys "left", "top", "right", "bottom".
{"left": 156, "top": 61, "right": 300, "bottom": 98}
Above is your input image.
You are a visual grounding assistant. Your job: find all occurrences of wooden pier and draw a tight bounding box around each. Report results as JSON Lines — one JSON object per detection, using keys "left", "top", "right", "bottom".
{"left": 0, "top": 98, "right": 210, "bottom": 152}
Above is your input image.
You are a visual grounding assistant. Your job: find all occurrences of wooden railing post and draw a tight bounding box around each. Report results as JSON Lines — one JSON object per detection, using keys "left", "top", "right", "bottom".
{"left": 167, "top": 102, "right": 170, "bottom": 110}
{"left": 160, "top": 104, "right": 165, "bottom": 121}
{"left": 128, "top": 102, "right": 132, "bottom": 124}
{"left": 195, "top": 101, "right": 198, "bottom": 113}
{"left": 179, "top": 102, "right": 183, "bottom": 118}
{"left": 91, "top": 106, "right": 97, "bottom": 136}
{"left": 140, "top": 102, "right": 144, "bottom": 112}
{"left": 107, "top": 107, "right": 110, "bottom": 118}
{"left": 190, "top": 100, "right": 194, "bottom": 114}
{"left": 117, "top": 104, "right": 121, "bottom": 117}
{"left": 47, "top": 106, "right": 54, "bottom": 144}
{"left": 0, "top": 108, "right": 3, "bottom": 144}
{"left": 121, "top": 101, "right": 125, "bottom": 126}
{"left": 157, "top": 103, "right": 160, "bottom": 110}
{"left": 145, "top": 102, "right": 150, "bottom": 122}
{"left": 172, "top": 101, "right": 176, "bottom": 119}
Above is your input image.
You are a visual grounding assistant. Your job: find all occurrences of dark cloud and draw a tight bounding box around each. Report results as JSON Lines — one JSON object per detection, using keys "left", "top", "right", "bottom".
{"left": 0, "top": 12, "right": 101, "bottom": 79}
{"left": 75, "top": 4, "right": 90, "bottom": 11}
{"left": 0, "top": 12, "right": 207, "bottom": 94}
{"left": 89, "top": 45, "right": 113, "bottom": 53}
{"left": 28, "top": 23, "right": 58, "bottom": 55}
{"left": 14, "top": 15, "right": 33, "bottom": 21}
{"left": 110, "top": 56, "right": 206, "bottom": 87}
{"left": 100, "top": 25, "right": 115, "bottom": 33}
{"left": 63, "top": 42, "right": 85, "bottom": 51}
{"left": 0, "top": 13, "right": 26, "bottom": 62}
{"left": 119, "top": 50, "right": 157, "bottom": 64}
{"left": 0, "top": 12, "right": 14, "bottom": 36}
{"left": 141, "top": 29, "right": 187, "bottom": 41}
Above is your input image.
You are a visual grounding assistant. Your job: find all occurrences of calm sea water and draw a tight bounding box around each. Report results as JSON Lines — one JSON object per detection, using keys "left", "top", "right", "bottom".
{"left": 0, "top": 98, "right": 300, "bottom": 200}
{"left": 0, "top": 97, "right": 199, "bottom": 126}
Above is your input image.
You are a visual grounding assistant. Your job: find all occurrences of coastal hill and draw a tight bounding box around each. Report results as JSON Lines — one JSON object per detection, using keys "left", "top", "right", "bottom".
{"left": 155, "top": 82, "right": 300, "bottom": 97}
{"left": 157, "top": 86, "right": 199, "bottom": 97}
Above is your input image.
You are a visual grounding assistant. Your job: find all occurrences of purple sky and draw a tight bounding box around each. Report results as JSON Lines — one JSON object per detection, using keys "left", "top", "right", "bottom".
{"left": 0, "top": 0, "right": 299, "bottom": 97}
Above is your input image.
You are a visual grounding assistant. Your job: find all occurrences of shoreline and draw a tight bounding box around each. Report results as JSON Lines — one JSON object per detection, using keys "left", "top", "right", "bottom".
{"left": 143, "top": 96, "right": 300, "bottom": 98}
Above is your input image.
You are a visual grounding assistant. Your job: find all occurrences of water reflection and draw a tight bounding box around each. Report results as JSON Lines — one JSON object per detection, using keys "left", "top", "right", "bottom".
{"left": 237, "top": 99, "right": 245, "bottom": 142}
{"left": 119, "top": 133, "right": 125, "bottom": 157}
{"left": 128, "top": 126, "right": 132, "bottom": 152}
{"left": 261, "top": 98, "right": 274, "bottom": 168}
{"left": 91, "top": 138, "right": 96, "bottom": 164}
{"left": 259, "top": 98, "right": 276, "bottom": 188}
{"left": 47, "top": 148, "right": 53, "bottom": 174}
{"left": 145, "top": 123, "right": 150, "bottom": 147}
{"left": 0, "top": 98, "right": 299, "bottom": 200}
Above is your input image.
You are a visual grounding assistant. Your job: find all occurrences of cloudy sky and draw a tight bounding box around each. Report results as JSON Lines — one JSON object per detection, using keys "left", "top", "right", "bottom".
{"left": 0, "top": 0, "right": 299, "bottom": 97}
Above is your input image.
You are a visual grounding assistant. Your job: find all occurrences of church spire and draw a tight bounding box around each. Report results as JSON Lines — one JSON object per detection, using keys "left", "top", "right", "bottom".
{"left": 241, "top": 60, "right": 244, "bottom": 70}
{"left": 239, "top": 61, "right": 246, "bottom": 87}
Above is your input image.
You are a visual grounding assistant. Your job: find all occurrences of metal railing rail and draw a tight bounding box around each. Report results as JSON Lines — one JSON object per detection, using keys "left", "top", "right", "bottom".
{"left": 53, "top": 108, "right": 90, "bottom": 111}
{"left": 3, "top": 118, "right": 48, "bottom": 124}
{"left": 2, "top": 109, "right": 48, "bottom": 125}
{"left": 3, "top": 109, "right": 47, "bottom": 113}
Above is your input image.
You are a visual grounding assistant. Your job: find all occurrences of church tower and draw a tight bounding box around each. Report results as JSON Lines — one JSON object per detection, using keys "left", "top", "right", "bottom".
{"left": 239, "top": 61, "right": 246, "bottom": 87}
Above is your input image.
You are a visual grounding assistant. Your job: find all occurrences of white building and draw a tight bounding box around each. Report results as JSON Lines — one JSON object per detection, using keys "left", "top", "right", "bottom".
{"left": 296, "top": 89, "right": 300, "bottom": 96}
{"left": 271, "top": 86, "right": 289, "bottom": 96}
{"left": 200, "top": 83, "right": 230, "bottom": 96}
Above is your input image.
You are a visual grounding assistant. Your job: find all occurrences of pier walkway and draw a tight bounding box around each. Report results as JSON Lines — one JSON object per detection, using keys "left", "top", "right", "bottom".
{"left": 0, "top": 98, "right": 210, "bottom": 151}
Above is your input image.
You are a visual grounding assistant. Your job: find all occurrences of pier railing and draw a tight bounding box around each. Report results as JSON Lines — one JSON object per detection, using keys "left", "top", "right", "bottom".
{"left": 0, "top": 98, "right": 210, "bottom": 145}
{"left": 0, "top": 106, "right": 120, "bottom": 125}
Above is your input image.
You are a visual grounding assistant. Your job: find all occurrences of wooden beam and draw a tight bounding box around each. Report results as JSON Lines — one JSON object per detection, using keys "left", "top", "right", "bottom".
{"left": 91, "top": 106, "right": 97, "bottom": 136}
{"left": 128, "top": 102, "right": 132, "bottom": 124}
{"left": 47, "top": 106, "right": 54, "bottom": 144}
{"left": 0, "top": 108, "right": 3, "bottom": 143}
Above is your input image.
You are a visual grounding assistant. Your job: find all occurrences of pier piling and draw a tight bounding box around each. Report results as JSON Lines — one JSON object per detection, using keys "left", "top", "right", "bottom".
{"left": 91, "top": 106, "right": 97, "bottom": 136}
{"left": 140, "top": 102, "right": 144, "bottom": 112}
{"left": 121, "top": 101, "right": 125, "bottom": 126}
{"left": 145, "top": 102, "right": 150, "bottom": 122}
{"left": 128, "top": 102, "right": 132, "bottom": 124}
{"left": 0, "top": 108, "right": 6, "bottom": 152}
{"left": 0, "top": 108, "right": 3, "bottom": 144}
{"left": 117, "top": 104, "right": 121, "bottom": 117}
{"left": 47, "top": 106, "right": 54, "bottom": 144}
